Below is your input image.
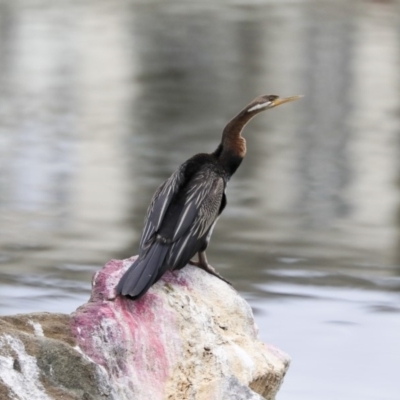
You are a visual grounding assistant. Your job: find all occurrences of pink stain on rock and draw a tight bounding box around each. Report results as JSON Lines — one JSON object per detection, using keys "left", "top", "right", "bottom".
{"left": 71, "top": 257, "right": 183, "bottom": 399}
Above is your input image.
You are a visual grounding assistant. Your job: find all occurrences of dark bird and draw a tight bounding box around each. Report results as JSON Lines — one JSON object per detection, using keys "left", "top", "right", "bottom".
{"left": 117, "top": 94, "right": 302, "bottom": 299}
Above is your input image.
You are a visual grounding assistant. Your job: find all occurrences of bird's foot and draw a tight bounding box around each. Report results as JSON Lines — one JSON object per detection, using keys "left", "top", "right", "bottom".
{"left": 188, "top": 260, "right": 232, "bottom": 286}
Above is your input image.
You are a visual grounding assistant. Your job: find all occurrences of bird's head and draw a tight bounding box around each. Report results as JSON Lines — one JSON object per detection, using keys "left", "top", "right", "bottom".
{"left": 246, "top": 94, "right": 303, "bottom": 114}
{"left": 219, "top": 93, "right": 303, "bottom": 166}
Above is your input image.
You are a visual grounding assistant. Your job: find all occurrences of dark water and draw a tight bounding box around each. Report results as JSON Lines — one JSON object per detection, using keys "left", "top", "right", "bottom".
{"left": 1, "top": 1, "right": 400, "bottom": 399}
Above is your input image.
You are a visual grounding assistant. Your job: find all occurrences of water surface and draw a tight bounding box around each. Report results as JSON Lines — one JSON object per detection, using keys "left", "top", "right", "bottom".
{"left": 1, "top": 1, "right": 400, "bottom": 399}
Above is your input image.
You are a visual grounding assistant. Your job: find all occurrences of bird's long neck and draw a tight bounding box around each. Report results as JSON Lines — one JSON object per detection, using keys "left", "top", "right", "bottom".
{"left": 213, "top": 109, "right": 257, "bottom": 176}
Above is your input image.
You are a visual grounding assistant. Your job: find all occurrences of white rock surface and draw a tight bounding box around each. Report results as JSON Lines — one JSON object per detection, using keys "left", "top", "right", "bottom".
{"left": 72, "top": 257, "right": 290, "bottom": 399}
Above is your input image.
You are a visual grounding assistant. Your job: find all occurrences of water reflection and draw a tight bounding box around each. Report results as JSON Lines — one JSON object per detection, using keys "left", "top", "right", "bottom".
{"left": 0, "top": 1, "right": 400, "bottom": 400}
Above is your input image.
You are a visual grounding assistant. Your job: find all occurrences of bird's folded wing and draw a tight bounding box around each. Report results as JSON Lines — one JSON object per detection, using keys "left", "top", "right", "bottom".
{"left": 165, "top": 171, "right": 225, "bottom": 267}
{"left": 171, "top": 171, "right": 224, "bottom": 241}
{"left": 139, "top": 166, "right": 186, "bottom": 251}
{"left": 140, "top": 165, "right": 225, "bottom": 258}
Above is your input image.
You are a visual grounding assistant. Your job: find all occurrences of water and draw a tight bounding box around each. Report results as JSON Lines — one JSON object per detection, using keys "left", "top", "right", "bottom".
{"left": 1, "top": 1, "right": 400, "bottom": 399}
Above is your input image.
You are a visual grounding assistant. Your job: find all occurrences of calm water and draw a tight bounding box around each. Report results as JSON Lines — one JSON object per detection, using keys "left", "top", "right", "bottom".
{"left": 1, "top": 1, "right": 400, "bottom": 399}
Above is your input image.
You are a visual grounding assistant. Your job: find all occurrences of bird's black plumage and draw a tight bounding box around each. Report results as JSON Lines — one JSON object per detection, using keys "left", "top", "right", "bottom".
{"left": 116, "top": 94, "right": 301, "bottom": 299}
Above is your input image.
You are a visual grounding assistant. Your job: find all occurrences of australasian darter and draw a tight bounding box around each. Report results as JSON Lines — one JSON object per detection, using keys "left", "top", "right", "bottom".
{"left": 117, "top": 94, "right": 302, "bottom": 299}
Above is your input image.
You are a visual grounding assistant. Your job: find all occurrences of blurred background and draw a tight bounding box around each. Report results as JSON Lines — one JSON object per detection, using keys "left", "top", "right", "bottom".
{"left": 1, "top": 0, "right": 400, "bottom": 399}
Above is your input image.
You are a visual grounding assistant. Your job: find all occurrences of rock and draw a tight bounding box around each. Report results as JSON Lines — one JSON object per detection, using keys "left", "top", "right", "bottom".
{"left": 0, "top": 313, "right": 107, "bottom": 400}
{"left": 0, "top": 257, "right": 290, "bottom": 400}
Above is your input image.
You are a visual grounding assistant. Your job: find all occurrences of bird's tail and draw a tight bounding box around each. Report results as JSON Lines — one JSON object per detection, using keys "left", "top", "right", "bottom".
{"left": 116, "top": 243, "right": 169, "bottom": 299}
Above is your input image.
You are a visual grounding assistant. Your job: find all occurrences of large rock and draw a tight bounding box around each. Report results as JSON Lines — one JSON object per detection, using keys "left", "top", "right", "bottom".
{"left": 0, "top": 257, "right": 290, "bottom": 400}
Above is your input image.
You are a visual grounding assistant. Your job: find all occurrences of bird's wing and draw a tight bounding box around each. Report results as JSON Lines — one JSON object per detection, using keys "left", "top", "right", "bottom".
{"left": 171, "top": 169, "right": 224, "bottom": 241}
{"left": 139, "top": 166, "right": 186, "bottom": 252}
{"left": 163, "top": 169, "right": 225, "bottom": 268}
{"left": 140, "top": 163, "right": 225, "bottom": 268}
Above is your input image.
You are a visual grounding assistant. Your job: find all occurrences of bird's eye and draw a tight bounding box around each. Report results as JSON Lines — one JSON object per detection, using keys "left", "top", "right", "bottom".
{"left": 267, "top": 95, "right": 279, "bottom": 102}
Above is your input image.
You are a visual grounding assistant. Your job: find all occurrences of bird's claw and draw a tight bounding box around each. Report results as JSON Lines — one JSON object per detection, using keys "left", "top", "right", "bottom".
{"left": 188, "top": 260, "right": 232, "bottom": 286}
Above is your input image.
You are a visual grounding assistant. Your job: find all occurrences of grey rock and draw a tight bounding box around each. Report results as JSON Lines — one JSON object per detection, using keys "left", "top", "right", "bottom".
{"left": 0, "top": 257, "right": 290, "bottom": 399}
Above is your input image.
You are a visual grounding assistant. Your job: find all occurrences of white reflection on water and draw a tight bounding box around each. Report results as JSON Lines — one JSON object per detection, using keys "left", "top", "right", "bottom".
{"left": 0, "top": 1, "right": 400, "bottom": 400}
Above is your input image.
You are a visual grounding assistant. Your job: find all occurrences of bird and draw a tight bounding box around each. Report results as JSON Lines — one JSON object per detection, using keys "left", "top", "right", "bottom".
{"left": 116, "top": 94, "right": 302, "bottom": 299}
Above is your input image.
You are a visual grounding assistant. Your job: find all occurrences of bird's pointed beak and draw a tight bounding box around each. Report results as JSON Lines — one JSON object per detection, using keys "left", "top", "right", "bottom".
{"left": 271, "top": 95, "right": 303, "bottom": 108}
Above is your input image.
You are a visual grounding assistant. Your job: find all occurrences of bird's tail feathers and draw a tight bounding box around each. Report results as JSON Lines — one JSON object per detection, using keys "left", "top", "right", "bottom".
{"left": 116, "top": 243, "right": 168, "bottom": 299}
